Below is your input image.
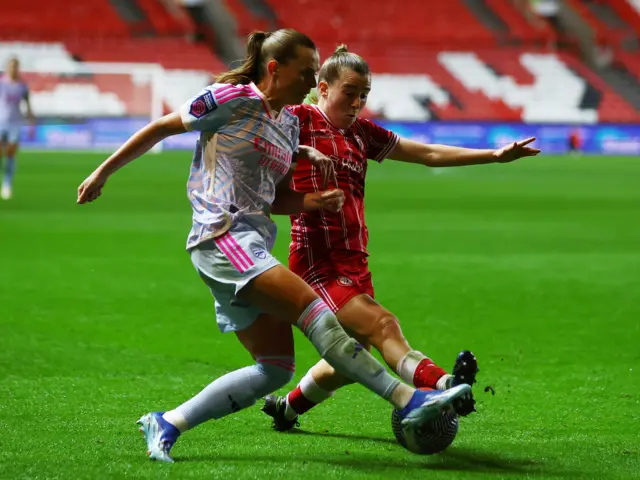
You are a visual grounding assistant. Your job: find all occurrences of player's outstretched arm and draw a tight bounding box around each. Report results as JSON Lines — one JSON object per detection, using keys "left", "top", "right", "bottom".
{"left": 77, "top": 112, "right": 186, "bottom": 204}
{"left": 271, "top": 169, "right": 345, "bottom": 215}
{"left": 388, "top": 137, "right": 541, "bottom": 167}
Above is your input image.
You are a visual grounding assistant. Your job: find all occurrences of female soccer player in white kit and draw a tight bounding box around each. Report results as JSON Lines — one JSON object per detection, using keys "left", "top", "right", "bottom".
{"left": 0, "top": 57, "right": 35, "bottom": 200}
{"left": 77, "top": 29, "right": 471, "bottom": 463}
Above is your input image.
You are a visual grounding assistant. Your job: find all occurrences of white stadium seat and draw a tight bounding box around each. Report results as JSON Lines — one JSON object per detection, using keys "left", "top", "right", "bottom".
{"left": 438, "top": 51, "right": 599, "bottom": 123}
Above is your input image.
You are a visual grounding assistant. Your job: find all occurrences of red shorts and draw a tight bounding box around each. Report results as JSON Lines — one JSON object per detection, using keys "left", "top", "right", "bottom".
{"left": 289, "top": 249, "right": 374, "bottom": 313}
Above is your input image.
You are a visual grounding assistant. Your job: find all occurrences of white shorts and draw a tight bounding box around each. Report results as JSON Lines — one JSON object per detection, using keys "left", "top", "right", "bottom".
{"left": 0, "top": 125, "right": 21, "bottom": 144}
{"left": 190, "top": 216, "right": 280, "bottom": 333}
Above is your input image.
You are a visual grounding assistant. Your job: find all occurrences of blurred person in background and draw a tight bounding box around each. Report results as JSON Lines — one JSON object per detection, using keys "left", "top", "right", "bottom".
{"left": 0, "top": 56, "right": 35, "bottom": 200}
{"left": 568, "top": 128, "right": 583, "bottom": 156}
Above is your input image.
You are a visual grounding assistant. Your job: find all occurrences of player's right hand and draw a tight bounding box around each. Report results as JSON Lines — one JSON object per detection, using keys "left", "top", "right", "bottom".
{"left": 77, "top": 169, "right": 109, "bottom": 204}
{"left": 319, "top": 189, "right": 345, "bottom": 213}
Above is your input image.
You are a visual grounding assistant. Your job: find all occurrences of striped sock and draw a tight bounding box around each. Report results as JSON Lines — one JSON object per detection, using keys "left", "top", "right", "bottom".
{"left": 397, "top": 350, "right": 449, "bottom": 389}
{"left": 286, "top": 370, "right": 334, "bottom": 418}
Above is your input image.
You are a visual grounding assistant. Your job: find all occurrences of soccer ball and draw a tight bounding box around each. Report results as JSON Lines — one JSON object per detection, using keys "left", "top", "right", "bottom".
{"left": 391, "top": 408, "right": 459, "bottom": 455}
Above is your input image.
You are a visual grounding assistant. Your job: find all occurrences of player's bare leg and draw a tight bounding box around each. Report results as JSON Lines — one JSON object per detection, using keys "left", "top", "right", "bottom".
{"left": 244, "top": 266, "right": 470, "bottom": 419}
{"left": 264, "top": 294, "right": 478, "bottom": 430}
{"left": 323, "top": 294, "right": 460, "bottom": 389}
{"left": 240, "top": 266, "right": 413, "bottom": 407}
{"left": 263, "top": 328, "right": 371, "bottom": 430}
{"left": 326, "top": 295, "right": 478, "bottom": 405}
{"left": 139, "top": 266, "right": 470, "bottom": 461}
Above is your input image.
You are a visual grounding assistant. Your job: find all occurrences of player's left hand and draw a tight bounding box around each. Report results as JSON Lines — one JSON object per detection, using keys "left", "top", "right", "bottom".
{"left": 77, "top": 169, "right": 109, "bottom": 204}
{"left": 493, "top": 137, "right": 541, "bottom": 163}
{"left": 318, "top": 189, "right": 345, "bottom": 213}
{"left": 302, "top": 146, "right": 337, "bottom": 188}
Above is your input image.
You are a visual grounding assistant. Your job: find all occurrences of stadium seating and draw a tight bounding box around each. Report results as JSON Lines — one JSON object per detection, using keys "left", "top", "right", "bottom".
{"left": 484, "top": 0, "right": 556, "bottom": 46}
{"left": 224, "top": 0, "right": 639, "bottom": 122}
{"left": 29, "top": 83, "right": 128, "bottom": 117}
{"left": 0, "top": 41, "right": 211, "bottom": 117}
{"left": 3, "top": 39, "right": 637, "bottom": 122}
{"left": 63, "top": 37, "right": 226, "bottom": 72}
{"left": 367, "top": 48, "right": 638, "bottom": 122}
{"left": 223, "top": 0, "right": 274, "bottom": 36}
{"left": 0, "top": 42, "right": 77, "bottom": 72}
{"left": 564, "top": 0, "right": 609, "bottom": 45}
{"left": 615, "top": 50, "right": 640, "bottom": 79}
{"left": 0, "top": 0, "right": 130, "bottom": 40}
{"left": 0, "top": 0, "right": 637, "bottom": 122}
{"left": 0, "top": 0, "right": 226, "bottom": 75}
{"left": 607, "top": 0, "right": 640, "bottom": 40}
{"left": 136, "top": 0, "right": 196, "bottom": 37}
{"left": 267, "top": 0, "right": 496, "bottom": 56}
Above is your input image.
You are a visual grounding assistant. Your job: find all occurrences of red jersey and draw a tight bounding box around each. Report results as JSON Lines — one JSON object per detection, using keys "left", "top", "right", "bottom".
{"left": 287, "top": 104, "right": 399, "bottom": 254}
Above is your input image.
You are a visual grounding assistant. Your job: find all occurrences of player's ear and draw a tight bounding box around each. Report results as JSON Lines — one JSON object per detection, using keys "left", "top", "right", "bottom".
{"left": 318, "top": 80, "right": 330, "bottom": 98}
{"left": 267, "top": 59, "right": 279, "bottom": 77}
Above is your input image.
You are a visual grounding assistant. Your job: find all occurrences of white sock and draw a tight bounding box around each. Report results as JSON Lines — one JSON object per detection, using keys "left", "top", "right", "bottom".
{"left": 300, "top": 370, "right": 335, "bottom": 403}
{"left": 284, "top": 370, "right": 334, "bottom": 420}
{"left": 162, "top": 410, "right": 189, "bottom": 432}
{"left": 436, "top": 374, "right": 454, "bottom": 391}
{"left": 397, "top": 350, "right": 453, "bottom": 390}
{"left": 396, "top": 350, "right": 428, "bottom": 384}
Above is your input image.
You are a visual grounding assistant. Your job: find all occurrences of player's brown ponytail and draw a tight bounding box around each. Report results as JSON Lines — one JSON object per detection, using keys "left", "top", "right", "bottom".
{"left": 215, "top": 29, "right": 316, "bottom": 85}
{"left": 318, "top": 44, "right": 370, "bottom": 85}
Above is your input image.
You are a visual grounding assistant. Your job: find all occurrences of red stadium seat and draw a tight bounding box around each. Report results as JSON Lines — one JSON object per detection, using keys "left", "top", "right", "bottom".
{"left": 606, "top": 0, "right": 640, "bottom": 40}
{"left": 136, "top": 0, "right": 197, "bottom": 37}
{"left": 1, "top": 0, "right": 638, "bottom": 122}
{"left": 0, "top": 0, "right": 226, "bottom": 73}
{"left": 484, "top": 0, "right": 557, "bottom": 46}
{"left": 0, "top": 0, "right": 130, "bottom": 40}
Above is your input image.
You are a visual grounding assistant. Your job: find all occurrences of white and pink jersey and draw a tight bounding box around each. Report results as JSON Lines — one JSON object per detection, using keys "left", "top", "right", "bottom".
{"left": 0, "top": 75, "right": 29, "bottom": 126}
{"left": 180, "top": 82, "right": 299, "bottom": 250}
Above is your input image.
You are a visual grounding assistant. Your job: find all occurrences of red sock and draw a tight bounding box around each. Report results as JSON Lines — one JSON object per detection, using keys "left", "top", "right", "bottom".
{"left": 287, "top": 385, "right": 318, "bottom": 414}
{"left": 413, "top": 358, "right": 448, "bottom": 389}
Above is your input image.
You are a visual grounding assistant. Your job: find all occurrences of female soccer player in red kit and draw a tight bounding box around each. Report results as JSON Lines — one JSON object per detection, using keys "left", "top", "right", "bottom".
{"left": 264, "top": 45, "right": 540, "bottom": 430}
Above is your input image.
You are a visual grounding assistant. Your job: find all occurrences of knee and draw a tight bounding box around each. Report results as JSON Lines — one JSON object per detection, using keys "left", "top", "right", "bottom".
{"left": 370, "top": 313, "right": 404, "bottom": 346}
{"left": 257, "top": 357, "right": 295, "bottom": 391}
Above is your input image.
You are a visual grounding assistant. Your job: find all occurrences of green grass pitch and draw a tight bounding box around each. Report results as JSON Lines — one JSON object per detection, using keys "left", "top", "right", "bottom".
{"left": 1, "top": 151, "right": 639, "bottom": 479}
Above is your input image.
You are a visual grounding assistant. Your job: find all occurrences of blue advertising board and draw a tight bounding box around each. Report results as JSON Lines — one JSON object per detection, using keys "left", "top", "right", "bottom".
{"left": 18, "top": 119, "right": 640, "bottom": 155}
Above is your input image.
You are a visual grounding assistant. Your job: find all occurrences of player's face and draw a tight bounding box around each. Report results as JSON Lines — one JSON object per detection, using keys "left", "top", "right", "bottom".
{"left": 7, "top": 59, "right": 19, "bottom": 78}
{"left": 273, "top": 46, "right": 319, "bottom": 107}
{"left": 321, "top": 70, "right": 371, "bottom": 129}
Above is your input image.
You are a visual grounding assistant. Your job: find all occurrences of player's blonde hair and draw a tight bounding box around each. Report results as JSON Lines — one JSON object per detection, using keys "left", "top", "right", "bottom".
{"left": 216, "top": 29, "right": 316, "bottom": 85}
{"left": 318, "top": 44, "right": 370, "bottom": 85}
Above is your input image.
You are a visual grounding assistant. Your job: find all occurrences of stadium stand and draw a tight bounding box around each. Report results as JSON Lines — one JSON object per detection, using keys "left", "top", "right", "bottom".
{"left": 0, "top": 0, "right": 637, "bottom": 122}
